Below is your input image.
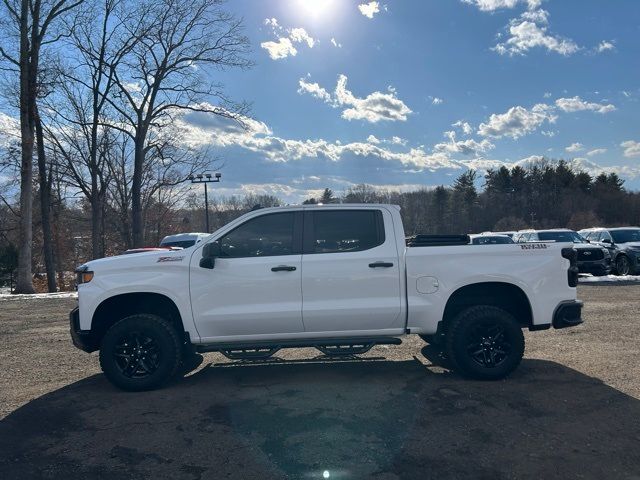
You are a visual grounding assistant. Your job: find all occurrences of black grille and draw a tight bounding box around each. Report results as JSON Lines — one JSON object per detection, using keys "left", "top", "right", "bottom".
{"left": 577, "top": 249, "right": 604, "bottom": 261}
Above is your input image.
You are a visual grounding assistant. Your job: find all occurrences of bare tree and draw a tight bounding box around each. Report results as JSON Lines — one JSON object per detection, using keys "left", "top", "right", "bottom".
{"left": 105, "top": 0, "right": 251, "bottom": 247}
{"left": 44, "top": 0, "right": 137, "bottom": 259}
{"left": 104, "top": 129, "right": 211, "bottom": 247}
{"left": 0, "top": 0, "right": 82, "bottom": 292}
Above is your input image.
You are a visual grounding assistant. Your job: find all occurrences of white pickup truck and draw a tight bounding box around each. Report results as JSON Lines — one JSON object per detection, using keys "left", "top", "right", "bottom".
{"left": 70, "top": 204, "right": 583, "bottom": 391}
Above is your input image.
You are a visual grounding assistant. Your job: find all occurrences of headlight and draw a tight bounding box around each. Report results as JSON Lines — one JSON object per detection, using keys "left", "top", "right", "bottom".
{"left": 75, "top": 265, "right": 94, "bottom": 285}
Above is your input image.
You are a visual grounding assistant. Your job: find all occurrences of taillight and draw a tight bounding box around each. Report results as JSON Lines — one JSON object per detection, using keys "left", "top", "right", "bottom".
{"left": 561, "top": 247, "right": 579, "bottom": 287}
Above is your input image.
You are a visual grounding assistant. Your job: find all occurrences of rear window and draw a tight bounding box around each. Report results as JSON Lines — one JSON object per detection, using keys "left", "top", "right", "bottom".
{"left": 309, "top": 210, "right": 385, "bottom": 254}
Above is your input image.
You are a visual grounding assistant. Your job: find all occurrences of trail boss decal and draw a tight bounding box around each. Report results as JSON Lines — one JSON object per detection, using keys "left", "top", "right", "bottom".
{"left": 157, "top": 256, "right": 185, "bottom": 262}
{"left": 520, "top": 243, "right": 548, "bottom": 250}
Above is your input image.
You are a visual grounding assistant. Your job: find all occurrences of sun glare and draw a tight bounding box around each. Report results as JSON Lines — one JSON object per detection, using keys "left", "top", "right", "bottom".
{"left": 298, "top": 0, "right": 336, "bottom": 18}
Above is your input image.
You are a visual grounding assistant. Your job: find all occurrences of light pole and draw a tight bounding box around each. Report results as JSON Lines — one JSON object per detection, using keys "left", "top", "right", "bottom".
{"left": 189, "top": 173, "right": 221, "bottom": 233}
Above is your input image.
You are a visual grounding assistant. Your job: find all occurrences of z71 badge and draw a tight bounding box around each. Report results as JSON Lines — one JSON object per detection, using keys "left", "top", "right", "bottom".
{"left": 519, "top": 243, "right": 548, "bottom": 250}
{"left": 157, "top": 256, "right": 185, "bottom": 262}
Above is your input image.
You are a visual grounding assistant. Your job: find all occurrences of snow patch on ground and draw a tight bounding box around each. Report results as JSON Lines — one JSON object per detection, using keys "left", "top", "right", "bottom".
{"left": 0, "top": 290, "right": 78, "bottom": 299}
{"left": 579, "top": 274, "right": 640, "bottom": 283}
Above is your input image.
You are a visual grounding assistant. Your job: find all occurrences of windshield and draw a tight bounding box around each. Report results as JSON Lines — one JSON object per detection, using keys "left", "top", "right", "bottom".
{"left": 537, "top": 231, "right": 586, "bottom": 243}
{"left": 610, "top": 229, "right": 640, "bottom": 244}
{"left": 160, "top": 240, "right": 196, "bottom": 248}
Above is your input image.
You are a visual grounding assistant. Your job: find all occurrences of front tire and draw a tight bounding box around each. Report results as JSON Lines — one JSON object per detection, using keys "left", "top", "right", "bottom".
{"left": 99, "top": 314, "right": 182, "bottom": 391}
{"left": 445, "top": 306, "right": 524, "bottom": 380}
{"left": 615, "top": 255, "right": 632, "bottom": 276}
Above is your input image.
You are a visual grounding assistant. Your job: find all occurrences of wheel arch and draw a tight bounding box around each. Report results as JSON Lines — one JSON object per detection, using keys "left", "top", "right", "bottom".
{"left": 91, "top": 292, "right": 186, "bottom": 346}
{"left": 441, "top": 282, "right": 533, "bottom": 332}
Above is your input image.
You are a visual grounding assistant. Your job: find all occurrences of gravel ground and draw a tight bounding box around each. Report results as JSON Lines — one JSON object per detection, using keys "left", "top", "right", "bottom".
{"left": 1, "top": 286, "right": 639, "bottom": 479}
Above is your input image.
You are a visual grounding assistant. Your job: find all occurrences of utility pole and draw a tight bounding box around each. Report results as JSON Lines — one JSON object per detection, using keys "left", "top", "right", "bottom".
{"left": 189, "top": 173, "right": 222, "bottom": 233}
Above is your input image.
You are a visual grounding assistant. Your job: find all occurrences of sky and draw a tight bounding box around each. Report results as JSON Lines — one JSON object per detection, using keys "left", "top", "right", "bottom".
{"left": 3, "top": 0, "right": 640, "bottom": 203}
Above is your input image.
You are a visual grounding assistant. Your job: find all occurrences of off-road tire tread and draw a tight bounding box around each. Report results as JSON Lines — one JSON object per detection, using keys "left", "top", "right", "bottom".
{"left": 445, "top": 305, "right": 524, "bottom": 380}
{"left": 99, "top": 314, "right": 182, "bottom": 391}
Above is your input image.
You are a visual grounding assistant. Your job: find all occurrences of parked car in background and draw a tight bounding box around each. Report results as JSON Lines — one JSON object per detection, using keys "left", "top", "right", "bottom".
{"left": 469, "top": 234, "right": 514, "bottom": 245}
{"left": 159, "top": 233, "right": 210, "bottom": 249}
{"left": 579, "top": 227, "right": 640, "bottom": 275}
{"left": 515, "top": 229, "right": 611, "bottom": 276}
{"left": 124, "top": 247, "right": 177, "bottom": 255}
{"left": 482, "top": 231, "right": 516, "bottom": 239}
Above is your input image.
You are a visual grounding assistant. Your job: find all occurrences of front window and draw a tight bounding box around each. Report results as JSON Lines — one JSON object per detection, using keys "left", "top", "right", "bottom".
{"left": 219, "top": 212, "right": 295, "bottom": 257}
{"left": 610, "top": 229, "right": 640, "bottom": 244}
{"left": 537, "top": 231, "right": 586, "bottom": 243}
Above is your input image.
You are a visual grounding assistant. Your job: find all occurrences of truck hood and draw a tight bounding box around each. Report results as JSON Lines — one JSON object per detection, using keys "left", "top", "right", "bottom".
{"left": 82, "top": 249, "right": 190, "bottom": 272}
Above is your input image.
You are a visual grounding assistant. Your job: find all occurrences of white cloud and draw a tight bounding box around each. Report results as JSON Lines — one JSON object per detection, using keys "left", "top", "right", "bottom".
{"left": 0, "top": 112, "right": 20, "bottom": 148}
{"left": 297, "top": 78, "right": 332, "bottom": 103}
{"left": 358, "top": 1, "right": 380, "bottom": 18}
{"left": 298, "top": 74, "right": 412, "bottom": 123}
{"left": 587, "top": 148, "right": 607, "bottom": 157}
{"left": 289, "top": 28, "right": 315, "bottom": 48}
{"left": 260, "top": 20, "right": 315, "bottom": 60}
{"left": 621, "top": 140, "right": 640, "bottom": 158}
{"left": 435, "top": 130, "right": 495, "bottom": 156}
{"left": 565, "top": 142, "right": 584, "bottom": 153}
{"left": 477, "top": 103, "right": 556, "bottom": 139}
{"left": 261, "top": 37, "right": 297, "bottom": 60}
{"left": 541, "top": 130, "right": 556, "bottom": 137}
{"left": 391, "top": 136, "right": 407, "bottom": 146}
{"left": 493, "top": 10, "right": 579, "bottom": 56}
{"left": 596, "top": 40, "right": 615, "bottom": 53}
{"left": 330, "top": 38, "right": 342, "bottom": 48}
{"left": 367, "top": 134, "right": 381, "bottom": 144}
{"left": 462, "top": 0, "right": 541, "bottom": 12}
{"left": 555, "top": 96, "right": 616, "bottom": 114}
{"left": 452, "top": 120, "right": 473, "bottom": 135}
{"left": 430, "top": 96, "right": 444, "bottom": 105}
{"left": 543, "top": 92, "right": 552, "bottom": 98}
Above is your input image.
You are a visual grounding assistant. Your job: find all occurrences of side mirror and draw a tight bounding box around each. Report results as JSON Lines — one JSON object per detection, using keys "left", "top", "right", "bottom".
{"left": 602, "top": 238, "right": 612, "bottom": 245}
{"left": 199, "top": 241, "right": 221, "bottom": 269}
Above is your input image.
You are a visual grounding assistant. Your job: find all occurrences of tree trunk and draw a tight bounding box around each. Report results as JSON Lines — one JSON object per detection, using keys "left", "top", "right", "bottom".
{"left": 15, "top": 0, "right": 35, "bottom": 294}
{"left": 90, "top": 192, "right": 104, "bottom": 259}
{"left": 131, "top": 138, "right": 144, "bottom": 247}
{"left": 35, "top": 105, "right": 57, "bottom": 292}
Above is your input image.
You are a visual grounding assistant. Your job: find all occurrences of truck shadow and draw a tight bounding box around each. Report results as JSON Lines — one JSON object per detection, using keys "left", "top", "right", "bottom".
{"left": 1, "top": 357, "right": 640, "bottom": 480}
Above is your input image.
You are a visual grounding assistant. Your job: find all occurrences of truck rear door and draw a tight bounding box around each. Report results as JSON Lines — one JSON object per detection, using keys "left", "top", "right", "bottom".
{"left": 301, "top": 208, "right": 403, "bottom": 333}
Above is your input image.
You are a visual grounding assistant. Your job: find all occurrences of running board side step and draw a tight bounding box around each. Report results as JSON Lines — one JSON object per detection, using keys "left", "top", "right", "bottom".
{"left": 196, "top": 336, "right": 402, "bottom": 360}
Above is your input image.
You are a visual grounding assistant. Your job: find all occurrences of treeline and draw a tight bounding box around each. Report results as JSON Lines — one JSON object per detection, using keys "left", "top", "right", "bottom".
{"left": 3, "top": 159, "right": 640, "bottom": 292}
{"left": 0, "top": 0, "right": 251, "bottom": 292}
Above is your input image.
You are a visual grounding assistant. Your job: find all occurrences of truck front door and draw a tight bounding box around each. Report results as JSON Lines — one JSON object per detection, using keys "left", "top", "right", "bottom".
{"left": 190, "top": 211, "right": 305, "bottom": 340}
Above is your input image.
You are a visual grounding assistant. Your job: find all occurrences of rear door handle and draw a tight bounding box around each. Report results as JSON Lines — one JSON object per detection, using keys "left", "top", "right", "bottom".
{"left": 369, "top": 262, "right": 394, "bottom": 268}
{"left": 271, "top": 265, "right": 297, "bottom": 272}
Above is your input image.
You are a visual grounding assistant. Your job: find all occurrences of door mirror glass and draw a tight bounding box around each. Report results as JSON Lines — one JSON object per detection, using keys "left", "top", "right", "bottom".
{"left": 203, "top": 240, "right": 221, "bottom": 258}
{"left": 601, "top": 238, "right": 612, "bottom": 244}
{"left": 200, "top": 241, "right": 221, "bottom": 269}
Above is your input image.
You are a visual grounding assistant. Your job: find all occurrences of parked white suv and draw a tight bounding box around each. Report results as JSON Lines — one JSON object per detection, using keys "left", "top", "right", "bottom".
{"left": 71, "top": 204, "right": 582, "bottom": 391}
{"left": 159, "top": 232, "right": 210, "bottom": 249}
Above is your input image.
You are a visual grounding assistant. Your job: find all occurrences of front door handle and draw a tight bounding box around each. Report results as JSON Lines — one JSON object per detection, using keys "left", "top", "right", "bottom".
{"left": 369, "top": 261, "right": 394, "bottom": 268}
{"left": 271, "top": 265, "right": 297, "bottom": 272}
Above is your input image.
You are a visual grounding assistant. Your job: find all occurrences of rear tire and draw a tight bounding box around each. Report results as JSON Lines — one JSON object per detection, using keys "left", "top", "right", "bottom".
{"left": 445, "top": 306, "right": 524, "bottom": 380}
{"left": 99, "top": 314, "right": 182, "bottom": 391}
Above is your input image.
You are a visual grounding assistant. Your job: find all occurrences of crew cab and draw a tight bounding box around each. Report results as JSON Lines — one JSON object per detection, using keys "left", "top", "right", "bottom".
{"left": 70, "top": 204, "right": 583, "bottom": 391}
